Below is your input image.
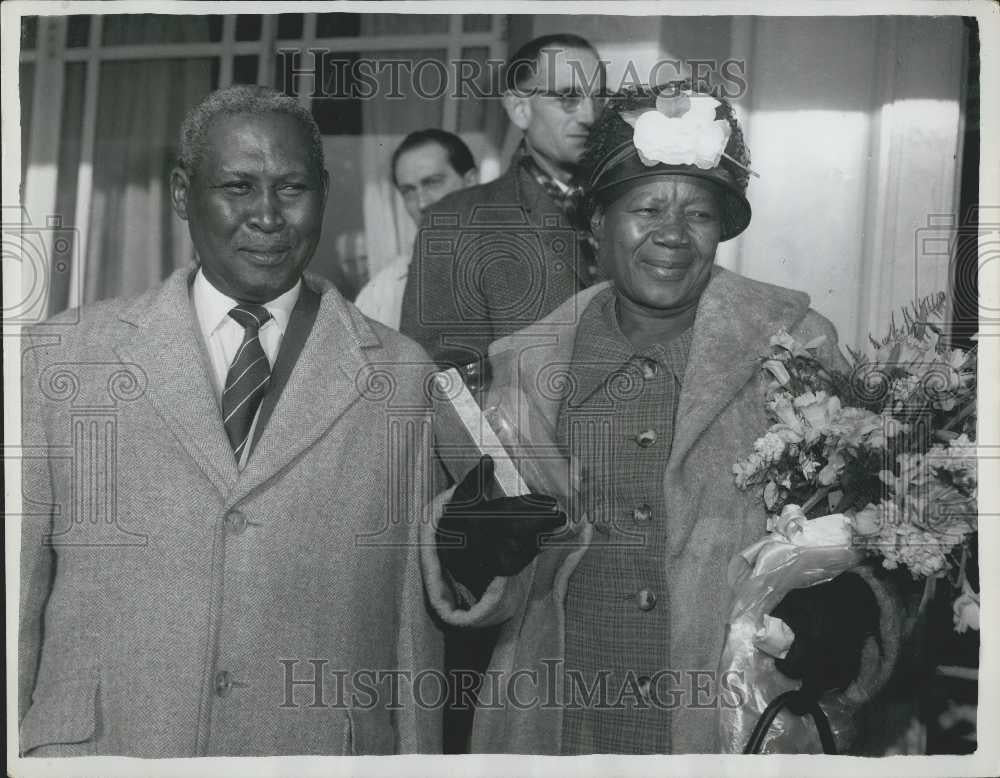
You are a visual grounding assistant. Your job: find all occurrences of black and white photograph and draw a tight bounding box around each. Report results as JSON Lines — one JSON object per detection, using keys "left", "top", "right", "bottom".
{"left": 3, "top": 1, "right": 998, "bottom": 775}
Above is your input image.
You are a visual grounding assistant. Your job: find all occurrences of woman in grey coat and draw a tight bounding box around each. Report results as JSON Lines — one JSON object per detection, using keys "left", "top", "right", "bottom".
{"left": 423, "top": 85, "right": 903, "bottom": 754}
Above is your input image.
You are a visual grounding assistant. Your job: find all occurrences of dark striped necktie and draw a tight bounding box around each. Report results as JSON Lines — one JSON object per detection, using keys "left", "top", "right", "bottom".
{"left": 223, "top": 303, "right": 273, "bottom": 459}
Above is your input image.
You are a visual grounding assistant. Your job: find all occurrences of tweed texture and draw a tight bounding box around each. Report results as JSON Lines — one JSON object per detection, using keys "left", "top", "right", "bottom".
{"left": 399, "top": 148, "right": 593, "bottom": 363}
{"left": 18, "top": 266, "right": 443, "bottom": 757}
{"left": 420, "top": 268, "right": 903, "bottom": 754}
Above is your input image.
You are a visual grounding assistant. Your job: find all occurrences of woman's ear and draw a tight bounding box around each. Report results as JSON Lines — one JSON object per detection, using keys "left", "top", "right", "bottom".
{"left": 590, "top": 204, "right": 606, "bottom": 242}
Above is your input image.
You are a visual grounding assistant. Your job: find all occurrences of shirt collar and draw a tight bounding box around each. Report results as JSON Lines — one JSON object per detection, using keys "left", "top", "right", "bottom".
{"left": 192, "top": 268, "right": 301, "bottom": 337}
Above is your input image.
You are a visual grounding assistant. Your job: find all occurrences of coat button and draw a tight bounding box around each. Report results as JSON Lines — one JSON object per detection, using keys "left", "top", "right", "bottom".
{"left": 635, "top": 429, "right": 657, "bottom": 447}
{"left": 638, "top": 675, "right": 653, "bottom": 702}
{"left": 636, "top": 589, "right": 657, "bottom": 611}
{"left": 214, "top": 670, "right": 233, "bottom": 697}
{"left": 639, "top": 358, "right": 659, "bottom": 379}
{"left": 225, "top": 510, "right": 248, "bottom": 535}
{"left": 633, "top": 504, "right": 653, "bottom": 523}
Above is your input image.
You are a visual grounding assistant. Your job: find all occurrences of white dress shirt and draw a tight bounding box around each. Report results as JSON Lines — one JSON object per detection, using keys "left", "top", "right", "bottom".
{"left": 354, "top": 252, "right": 410, "bottom": 330}
{"left": 191, "top": 268, "right": 301, "bottom": 468}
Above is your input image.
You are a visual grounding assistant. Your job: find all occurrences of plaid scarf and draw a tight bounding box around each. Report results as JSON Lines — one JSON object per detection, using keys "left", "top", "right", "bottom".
{"left": 519, "top": 151, "right": 602, "bottom": 288}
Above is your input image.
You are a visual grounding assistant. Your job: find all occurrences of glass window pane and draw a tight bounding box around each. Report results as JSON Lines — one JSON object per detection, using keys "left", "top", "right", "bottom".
{"left": 312, "top": 52, "right": 361, "bottom": 135}
{"left": 457, "top": 46, "right": 497, "bottom": 133}
{"left": 207, "top": 15, "right": 223, "bottom": 43}
{"left": 351, "top": 48, "right": 447, "bottom": 134}
{"left": 361, "top": 15, "right": 449, "bottom": 35}
{"left": 273, "top": 49, "right": 301, "bottom": 96}
{"left": 277, "top": 13, "right": 304, "bottom": 40}
{"left": 66, "top": 15, "right": 91, "bottom": 48}
{"left": 86, "top": 57, "right": 215, "bottom": 301}
{"left": 21, "top": 15, "right": 38, "bottom": 50}
{"left": 232, "top": 54, "right": 259, "bottom": 85}
{"left": 462, "top": 15, "right": 492, "bottom": 33}
{"left": 317, "top": 13, "right": 361, "bottom": 38}
{"left": 235, "top": 14, "right": 262, "bottom": 41}
{"left": 101, "top": 14, "right": 216, "bottom": 46}
{"left": 20, "top": 63, "right": 34, "bottom": 182}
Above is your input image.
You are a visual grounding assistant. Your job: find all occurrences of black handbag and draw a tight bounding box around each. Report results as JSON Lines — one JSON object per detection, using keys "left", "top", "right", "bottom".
{"left": 743, "top": 689, "right": 838, "bottom": 754}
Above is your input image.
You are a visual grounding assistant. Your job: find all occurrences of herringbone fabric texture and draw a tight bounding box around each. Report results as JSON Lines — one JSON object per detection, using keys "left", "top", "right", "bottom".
{"left": 223, "top": 304, "right": 272, "bottom": 457}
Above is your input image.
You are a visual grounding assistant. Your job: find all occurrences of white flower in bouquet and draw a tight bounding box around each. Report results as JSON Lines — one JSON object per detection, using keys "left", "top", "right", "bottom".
{"left": 851, "top": 503, "right": 883, "bottom": 536}
{"left": 753, "top": 431, "right": 787, "bottom": 464}
{"left": 793, "top": 390, "right": 841, "bottom": 443}
{"left": 953, "top": 588, "right": 980, "bottom": 633}
{"left": 769, "top": 329, "right": 827, "bottom": 358}
{"left": 733, "top": 452, "right": 766, "bottom": 489}
{"left": 767, "top": 393, "right": 804, "bottom": 441}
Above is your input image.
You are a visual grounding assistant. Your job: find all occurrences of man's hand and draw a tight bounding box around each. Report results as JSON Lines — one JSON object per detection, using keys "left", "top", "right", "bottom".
{"left": 771, "top": 571, "right": 881, "bottom": 703}
{"left": 437, "top": 456, "right": 566, "bottom": 599}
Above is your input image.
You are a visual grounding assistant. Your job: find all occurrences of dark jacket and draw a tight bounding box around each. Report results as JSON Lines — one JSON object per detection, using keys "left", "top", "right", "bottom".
{"left": 399, "top": 150, "right": 592, "bottom": 363}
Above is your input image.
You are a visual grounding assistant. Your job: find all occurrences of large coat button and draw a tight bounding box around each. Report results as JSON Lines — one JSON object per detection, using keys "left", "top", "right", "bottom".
{"left": 638, "top": 675, "right": 653, "bottom": 702}
{"left": 636, "top": 589, "right": 657, "bottom": 611}
{"left": 214, "top": 670, "right": 233, "bottom": 697}
{"left": 225, "top": 510, "right": 248, "bottom": 535}
{"left": 635, "top": 429, "right": 657, "bottom": 447}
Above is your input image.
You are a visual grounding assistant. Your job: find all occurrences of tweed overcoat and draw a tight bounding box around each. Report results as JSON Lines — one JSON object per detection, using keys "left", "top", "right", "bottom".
{"left": 19, "top": 266, "right": 442, "bottom": 757}
{"left": 421, "top": 268, "right": 902, "bottom": 754}
{"left": 399, "top": 150, "right": 590, "bottom": 363}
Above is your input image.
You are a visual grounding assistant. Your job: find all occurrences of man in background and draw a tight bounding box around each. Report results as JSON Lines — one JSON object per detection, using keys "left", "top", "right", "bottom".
{"left": 399, "top": 33, "right": 606, "bottom": 363}
{"left": 355, "top": 129, "right": 478, "bottom": 329}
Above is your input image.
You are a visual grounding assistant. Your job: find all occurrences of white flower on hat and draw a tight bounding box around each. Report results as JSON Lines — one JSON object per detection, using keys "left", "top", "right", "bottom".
{"left": 623, "top": 92, "right": 732, "bottom": 171}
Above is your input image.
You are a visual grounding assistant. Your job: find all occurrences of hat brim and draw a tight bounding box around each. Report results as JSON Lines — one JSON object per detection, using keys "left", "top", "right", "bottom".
{"left": 591, "top": 166, "right": 751, "bottom": 242}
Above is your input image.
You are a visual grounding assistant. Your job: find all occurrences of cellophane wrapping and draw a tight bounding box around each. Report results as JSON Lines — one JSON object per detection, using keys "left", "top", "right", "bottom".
{"left": 718, "top": 515, "right": 867, "bottom": 753}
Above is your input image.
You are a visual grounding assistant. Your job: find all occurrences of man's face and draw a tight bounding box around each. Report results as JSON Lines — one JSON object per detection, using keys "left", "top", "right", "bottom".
{"left": 507, "top": 46, "right": 604, "bottom": 175}
{"left": 592, "top": 175, "right": 722, "bottom": 314}
{"left": 170, "top": 112, "right": 329, "bottom": 303}
{"left": 394, "top": 142, "right": 476, "bottom": 225}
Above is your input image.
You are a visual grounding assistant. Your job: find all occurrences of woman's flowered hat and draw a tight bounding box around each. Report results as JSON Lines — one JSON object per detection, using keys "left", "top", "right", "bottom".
{"left": 582, "top": 83, "right": 755, "bottom": 241}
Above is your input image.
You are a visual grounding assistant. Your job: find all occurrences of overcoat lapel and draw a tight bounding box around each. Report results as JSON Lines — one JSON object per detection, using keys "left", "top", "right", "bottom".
{"left": 234, "top": 276, "right": 382, "bottom": 500}
{"left": 249, "top": 284, "right": 321, "bottom": 453}
{"left": 667, "top": 268, "right": 811, "bottom": 468}
{"left": 113, "top": 267, "right": 240, "bottom": 494}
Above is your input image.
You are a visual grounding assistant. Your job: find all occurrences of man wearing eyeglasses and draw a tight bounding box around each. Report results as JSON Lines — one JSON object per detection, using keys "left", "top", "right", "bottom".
{"left": 399, "top": 33, "right": 606, "bottom": 365}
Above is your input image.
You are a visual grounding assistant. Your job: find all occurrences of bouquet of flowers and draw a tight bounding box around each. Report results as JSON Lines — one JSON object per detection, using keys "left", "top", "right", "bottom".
{"left": 732, "top": 292, "right": 978, "bottom": 625}
{"left": 719, "top": 293, "right": 978, "bottom": 754}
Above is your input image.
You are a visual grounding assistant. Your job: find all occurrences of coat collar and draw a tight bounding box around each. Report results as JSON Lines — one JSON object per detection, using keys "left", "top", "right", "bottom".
{"left": 113, "top": 265, "right": 383, "bottom": 501}
{"left": 491, "top": 267, "right": 811, "bottom": 467}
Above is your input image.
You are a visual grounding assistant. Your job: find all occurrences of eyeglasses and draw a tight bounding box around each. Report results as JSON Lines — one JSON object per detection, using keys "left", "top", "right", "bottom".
{"left": 537, "top": 90, "right": 606, "bottom": 113}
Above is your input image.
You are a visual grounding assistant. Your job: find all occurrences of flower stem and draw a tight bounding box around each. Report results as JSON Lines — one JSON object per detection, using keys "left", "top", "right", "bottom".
{"left": 802, "top": 485, "right": 834, "bottom": 515}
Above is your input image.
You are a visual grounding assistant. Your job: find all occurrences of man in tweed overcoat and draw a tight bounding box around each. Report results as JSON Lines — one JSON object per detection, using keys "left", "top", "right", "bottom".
{"left": 18, "top": 86, "right": 442, "bottom": 757}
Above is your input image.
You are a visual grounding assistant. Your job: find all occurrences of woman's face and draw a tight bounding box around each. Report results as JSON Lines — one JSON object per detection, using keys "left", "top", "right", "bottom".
{"left": 592, "top": 175, "right": 722, "bottom": 315}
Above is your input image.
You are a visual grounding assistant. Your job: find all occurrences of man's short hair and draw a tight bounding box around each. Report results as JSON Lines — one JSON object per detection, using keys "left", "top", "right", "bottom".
{"left": 504, "top": 33, "right": 601, "bottom": 93}
{"left": 390, "top": 129, "right": 476, "bottom": 187}
{"left": 177, "top": 85, "right": 325, "bottom": 176}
